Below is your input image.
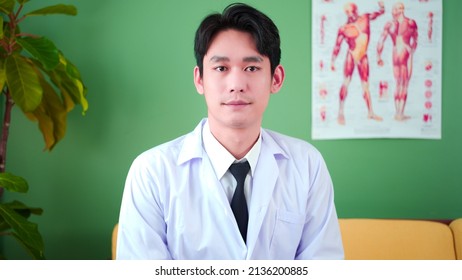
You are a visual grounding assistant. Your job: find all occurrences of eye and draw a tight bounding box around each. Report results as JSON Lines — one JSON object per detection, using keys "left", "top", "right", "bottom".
{"left": 245, "top": 66, "right": 260, "bottom": 72}
{"left": 214, "top": 66, "right": 227, "bottom": 72}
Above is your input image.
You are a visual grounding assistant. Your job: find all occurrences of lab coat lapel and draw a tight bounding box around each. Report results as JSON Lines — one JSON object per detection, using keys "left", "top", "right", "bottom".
{"left": 179, "top": 119, "right": 247, "bottom": 256}
{"left": 198, "top": 129, "right": 249, "bottom": 257}
{"left": 246, "top": 129, "right": 286, "bottom": 257}
{"left": 178, "top": 119, "right": 235, "bottom": 217}
{"left": 200, "top": 152, "right": 234, "bottom": 218}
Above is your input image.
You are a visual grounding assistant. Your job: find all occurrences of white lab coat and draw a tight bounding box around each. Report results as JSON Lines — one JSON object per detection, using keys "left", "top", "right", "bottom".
{"left": 117, "top": 119, "right": 344, "bottom": 259}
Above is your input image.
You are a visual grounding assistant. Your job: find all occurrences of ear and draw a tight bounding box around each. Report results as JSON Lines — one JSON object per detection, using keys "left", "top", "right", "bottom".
{"left": 270, "top": 65, "right": 285, "bottom": 94}
{"left": 194, "top": 66, "right": 204, "bottom": 95}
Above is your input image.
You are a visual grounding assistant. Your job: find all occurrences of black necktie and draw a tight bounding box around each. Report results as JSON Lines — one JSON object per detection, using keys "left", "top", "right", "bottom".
{"left": 229, "top": 161, "right": 250, "bottom": 243}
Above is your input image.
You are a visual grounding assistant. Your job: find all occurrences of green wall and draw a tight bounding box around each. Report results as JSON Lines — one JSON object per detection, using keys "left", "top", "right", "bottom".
{"left": 2, "top": 0, "right": 461, "bottom": 259}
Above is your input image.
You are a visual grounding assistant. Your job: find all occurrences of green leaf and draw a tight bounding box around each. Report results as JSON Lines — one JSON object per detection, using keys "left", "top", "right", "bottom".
{"left": 0, "top": 172, "right": 28, "bottom": 193}
{"left": 42, "top": 54, "right": 88, "bottom": 114}
{"left": 27, "top": 73, "right": 67, "bottom": 151}
{"left": 65, "top": 57, "right": 88, "bottom": 114}
{"left": 1, "top": 18, "right": 20, "bottom": 40}
{"left": 4, "top": 200, "right": 44, "bottom": 217}
{"left": 17, "top": 36, "right": 59, "bottom": 71}
{"left": 0, "top": 204, "right": 45, "bottom": 259}
{"left": 11, "top": 232, "right": 46, "bottom": 259}
{"left": 0, "top": 0, "right": 15, "bottom": 14}
{"left": 61, "top": 86, "right": 75, "bottom": 112}
{"left": 5, "top": 54, "right": 42, "bottom": 112}
{"left": 25, "top": 4, "right": 77, "bottom": 16}
{"left": 0, "top": 16, "right": 3, "bottom": 39}
{"left": 0, "top": 58, "right": 5, "bottom": 91}
{"left": 0, "top": 200, "right": 43, "bottom": 231}
{"left": 0, "top": 211, "right": 9, "bottom": 231}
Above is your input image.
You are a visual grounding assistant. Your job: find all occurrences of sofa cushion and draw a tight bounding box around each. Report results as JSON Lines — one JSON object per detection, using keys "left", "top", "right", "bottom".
{"left": 339, "top": 219, "right": 456, "bottom": 260}
{"left": 449, "top": 218, "right": 462, "bottom": 260}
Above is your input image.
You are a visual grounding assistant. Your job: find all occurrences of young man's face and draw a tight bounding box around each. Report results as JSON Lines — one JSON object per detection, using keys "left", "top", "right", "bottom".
{"left": 194, "top": 29, "right": 284, "bottom": 134}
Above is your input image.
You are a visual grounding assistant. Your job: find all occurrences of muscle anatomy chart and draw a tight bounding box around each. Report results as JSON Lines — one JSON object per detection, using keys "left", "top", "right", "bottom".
{"left": 312, "top": 0, "right": 442, "bottom": 139}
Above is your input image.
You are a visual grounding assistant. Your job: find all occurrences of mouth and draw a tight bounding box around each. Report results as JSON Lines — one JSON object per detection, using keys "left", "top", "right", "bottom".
{"left": 222, "top": 100, "right": 251, "bottom": 110}
{"left": 224, "top": 100, "right": 251, "bottom": 106}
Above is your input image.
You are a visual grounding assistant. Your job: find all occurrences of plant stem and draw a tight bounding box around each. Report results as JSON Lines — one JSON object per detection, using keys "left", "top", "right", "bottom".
{"left": 0, "top": 88, "right": 14, "bottom": 198}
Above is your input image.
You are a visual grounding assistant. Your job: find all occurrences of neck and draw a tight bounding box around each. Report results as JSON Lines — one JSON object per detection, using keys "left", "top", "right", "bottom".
{"left": 208, "top": 121, "right": 260, "bottom": 160}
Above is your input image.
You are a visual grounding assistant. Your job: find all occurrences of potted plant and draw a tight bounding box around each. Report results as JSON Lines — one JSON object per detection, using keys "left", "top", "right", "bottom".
{"left": 0, "top": 0, "right": 88, "bottom": 259}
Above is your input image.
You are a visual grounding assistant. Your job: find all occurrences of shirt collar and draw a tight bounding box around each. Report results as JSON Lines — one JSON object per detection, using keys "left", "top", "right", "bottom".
{"left": 202, "top": 120, "right": 261, "bottom": 180}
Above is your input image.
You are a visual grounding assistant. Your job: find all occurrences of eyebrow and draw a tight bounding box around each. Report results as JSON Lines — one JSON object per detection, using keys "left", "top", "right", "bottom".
{"left": 209, "top": 55, "right": 264, "bottom": 63}
{"left": 243, "top": 56, "right": 264, "bottom": 63}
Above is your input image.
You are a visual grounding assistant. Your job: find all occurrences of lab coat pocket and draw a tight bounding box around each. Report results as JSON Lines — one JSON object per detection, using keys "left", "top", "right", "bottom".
{"left": 270, "top": 210, "right": 305, "bottom": 259}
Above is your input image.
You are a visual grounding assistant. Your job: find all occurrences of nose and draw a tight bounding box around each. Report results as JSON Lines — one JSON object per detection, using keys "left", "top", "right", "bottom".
{"left": 228, "top": 70, "right": 246, "bottom": 93}
{"left": 230, "top": 88, "right": 244, "bottom": 93}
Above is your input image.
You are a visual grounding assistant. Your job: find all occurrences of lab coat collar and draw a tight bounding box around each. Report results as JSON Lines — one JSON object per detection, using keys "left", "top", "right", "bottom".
{"left": 177, "top": 118, "right": 289, "bottom": 165}
{"left": 176, "top": 119, "right": 208, "bottom": 165}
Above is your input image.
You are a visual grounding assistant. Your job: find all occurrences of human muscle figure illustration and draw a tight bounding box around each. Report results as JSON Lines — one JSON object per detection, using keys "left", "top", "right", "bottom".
{"left": 427, "top": 12, "right": 433, "bottom": 43}
{"left": 377, "top": 2, "right": 418, "bottom": 121}
{"left": 379, "top": 80, "right": 388, "bottom": 100}
{"left": 331, "top": 2, "right": 384, "bottom": 125}
{"left": 321, "top": 14, "right": 327, "bottom": 45}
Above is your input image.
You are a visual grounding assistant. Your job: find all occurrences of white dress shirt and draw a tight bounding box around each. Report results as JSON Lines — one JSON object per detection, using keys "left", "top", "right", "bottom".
{"left": 202, "top": 121, "right": 261, "bottom": 205}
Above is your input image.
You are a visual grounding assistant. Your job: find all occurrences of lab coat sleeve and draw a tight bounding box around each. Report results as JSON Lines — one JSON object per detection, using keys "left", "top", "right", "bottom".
{"left": 295, "top": 151, "right": 344, "bottom": 260}
{"left": 116, "top": 153, "right": 172, "bottom": 259}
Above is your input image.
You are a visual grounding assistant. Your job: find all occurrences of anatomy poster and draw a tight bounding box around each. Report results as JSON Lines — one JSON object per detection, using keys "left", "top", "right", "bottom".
{"left": 311, "top": 0, "right": 442, "bottom": 139}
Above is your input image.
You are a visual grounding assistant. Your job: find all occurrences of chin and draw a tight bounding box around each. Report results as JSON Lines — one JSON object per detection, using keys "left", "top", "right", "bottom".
{"left": 222, "top": 116, "right": 247, "bottom": 128}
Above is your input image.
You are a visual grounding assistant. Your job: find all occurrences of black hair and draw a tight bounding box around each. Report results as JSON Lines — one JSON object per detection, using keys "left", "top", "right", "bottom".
{"left": 194, "top": 3, "right": 281, "bottom": 76}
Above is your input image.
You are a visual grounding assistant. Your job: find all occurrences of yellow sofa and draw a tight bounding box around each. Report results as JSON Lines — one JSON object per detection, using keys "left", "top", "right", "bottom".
{"left": 339, "top": 218, "right": 462, "bottom": 260}
{"left": 111, "top": 218, "right": 462, "bottom": 260}
{"left": 112, "top": 224, "right": 118, "bottom": 260}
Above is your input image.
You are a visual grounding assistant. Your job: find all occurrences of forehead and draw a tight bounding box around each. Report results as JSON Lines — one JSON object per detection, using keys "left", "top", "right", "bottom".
{"left": 205, "top": 29, "right": 260, "bottom": 57}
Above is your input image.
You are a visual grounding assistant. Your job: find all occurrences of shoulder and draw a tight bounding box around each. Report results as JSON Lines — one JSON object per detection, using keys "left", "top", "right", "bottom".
{"left": 132, "top": 134, "right": 189, "bottom": 169}
{"left": 134, "top": 120, "right": 205, "bottom": 166}
{"left": 262, "top": 129, "right": 323, "bottom": 160}
{"left": 262, "top": 129, "right": 331, "bottom": 185}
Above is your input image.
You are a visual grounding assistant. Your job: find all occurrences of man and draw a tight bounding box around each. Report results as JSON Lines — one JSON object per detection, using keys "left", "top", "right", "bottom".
{"left": 117, "top": 3, "right": 343, "bottom": 260}
{"left": 331, "top": 2, "right": 384, "bottom": 125}
{"left": 377, "top": 2, "right": 418, "bottom": 121}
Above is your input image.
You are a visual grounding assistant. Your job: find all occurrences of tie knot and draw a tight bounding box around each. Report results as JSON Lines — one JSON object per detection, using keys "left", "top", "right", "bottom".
{"left": 229, "top": 161, "right": 250, "bottom": 184}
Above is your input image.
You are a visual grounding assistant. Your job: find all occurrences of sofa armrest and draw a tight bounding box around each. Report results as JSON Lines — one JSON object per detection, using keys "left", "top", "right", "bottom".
{"left": 449, "top": 218, "right": 462, "bottom": 260}
{"left": 112, "top": 224, "right": 119, "bottom": 260}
